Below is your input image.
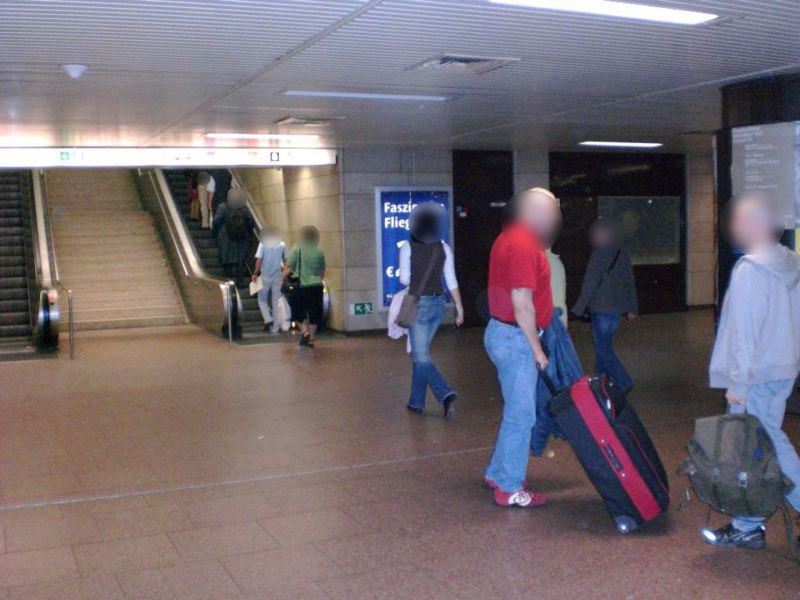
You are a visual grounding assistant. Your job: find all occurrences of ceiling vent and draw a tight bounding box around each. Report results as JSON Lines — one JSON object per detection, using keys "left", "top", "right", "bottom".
{"left": 273, "top": 115, "right": 345, "bottom": 126}
{"left": 408, "top": 54, "right": 520, "bottom": 75}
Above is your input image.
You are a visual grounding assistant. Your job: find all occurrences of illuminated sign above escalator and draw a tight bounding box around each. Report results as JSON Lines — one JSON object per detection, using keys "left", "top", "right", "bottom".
{"left": 0, "top": 147, "right": 337, "bottom": 168}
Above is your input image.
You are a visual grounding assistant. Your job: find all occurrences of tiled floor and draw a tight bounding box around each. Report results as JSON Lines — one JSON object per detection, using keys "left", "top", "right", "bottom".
{"left": 0, "top": 313, "right": 798, "bottom": 599}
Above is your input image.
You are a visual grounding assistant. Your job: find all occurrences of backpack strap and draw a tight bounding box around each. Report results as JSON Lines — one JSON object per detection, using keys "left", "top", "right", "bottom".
{"left": 781, "top": 502, "right": 800, "bottom": 565}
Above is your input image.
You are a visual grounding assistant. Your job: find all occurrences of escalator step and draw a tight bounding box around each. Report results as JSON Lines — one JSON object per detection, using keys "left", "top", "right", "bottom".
{"left": 0, "top": 255, "right": 25, "bottom": 267}
{"left": 0, "top": 299, "right": 28, "bottom": 312}
{"left": 0, "top": 324, "right": 33, "bottom": 338}
{"left": 0, "top": 312, "right": 29, "bottom": 325}
{"left": 0, "top": 288, "right": 27, "bottom": 301}
{"left": 0, "top": 265, "right": 26, "bottom": 277}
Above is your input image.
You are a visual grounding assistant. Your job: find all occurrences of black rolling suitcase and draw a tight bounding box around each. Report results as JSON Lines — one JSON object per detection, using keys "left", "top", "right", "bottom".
{"left": 544, "top": 372, "right": 670, "bottom": 533}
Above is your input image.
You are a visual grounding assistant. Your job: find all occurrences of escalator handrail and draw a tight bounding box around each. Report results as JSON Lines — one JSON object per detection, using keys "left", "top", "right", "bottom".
{"left": 31, "top": 170, "right": 55, "bottom": 289}
{"left": 147, "top": 169, "right": 242, "bottom": 335}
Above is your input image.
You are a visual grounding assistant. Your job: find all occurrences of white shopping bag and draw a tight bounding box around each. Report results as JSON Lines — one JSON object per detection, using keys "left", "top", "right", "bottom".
{"left": 277, "top": 296, "right": 292, "bottom": 331}
{"left": 249, "top": 276, "right": 264, "bottom": 297}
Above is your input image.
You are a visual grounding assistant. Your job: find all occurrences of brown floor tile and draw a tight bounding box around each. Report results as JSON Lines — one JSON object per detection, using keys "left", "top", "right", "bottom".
{"left": 4, "top": 515, "right": 101, "bottom": 552}
{"left": 8, "top": 575, "right": 125, "bottom": 600}
{"left": 315, "top": 532, "right": 436, "bottom": 575}
{"left": 259, "top": 508, "right": 367, "bottom": 546}
{"left": 221, "top": 545, "right": 343, "bottom": 593}
{"left": 261, "top": 482, "right": 355, "bottom": 515}
{"left": 317, "top": 565, "right": 460, "bottom": 600}
{"left": 238, "top": 581, "right": 329, "bottom": 600}
{"left": 116, "top": 560, "right": 241, "bottom": 600}
{"left": 0, "top": 524, "right": 5, "bottom": 553}
{"left": 72, "top": 534, "right": 181, "bottom": 576}
{"left": 0, "top": 506, "right": 62, "bottom": 527}
{"left": 168, "top": 521, "right": 279, "bottom": 561}
{"left": 58, "top": 495, "right": 150, "bottom": 518}
{"left": 183, "top": 493, "right": 278, "bottom": 527}
{"left": 0, "top": 547, "right": 78, "bottom": 587}
{"left": 94, "top": 503, "right": 191, "bottom": 541}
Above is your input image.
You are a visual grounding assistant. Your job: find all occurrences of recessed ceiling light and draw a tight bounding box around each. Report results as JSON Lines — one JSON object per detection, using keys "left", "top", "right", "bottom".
{"left": 273, "top": 115, "right": 346, "bottom": 126}
{"left": 488, "top": 0, "right": 718, "bottom": 25}
{"left": 283, "top": 90, "right": 450, "bottom": 102}
{"left": 580, "top": 141, "right": 663, "bottom": 148}
{"left": 205, "top": 133, "right": 319, "bottom": 141}
{"left": 59, "top": 63, "right": 88, "bottom": 79}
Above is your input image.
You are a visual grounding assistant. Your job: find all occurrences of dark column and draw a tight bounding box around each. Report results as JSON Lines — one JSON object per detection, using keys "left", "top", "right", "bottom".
{"left": 452, "top": 150, "right": 514, "bottom": 327}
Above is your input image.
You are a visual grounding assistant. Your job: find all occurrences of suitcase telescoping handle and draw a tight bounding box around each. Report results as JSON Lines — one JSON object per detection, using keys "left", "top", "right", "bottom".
{"left": 536, "top": 363, "right": 560, "bottom": 396}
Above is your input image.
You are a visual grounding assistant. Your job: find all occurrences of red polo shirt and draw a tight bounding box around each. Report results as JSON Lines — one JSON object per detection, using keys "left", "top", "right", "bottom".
{"left": 487, "top": 223, "right": 553, "bottom": 329}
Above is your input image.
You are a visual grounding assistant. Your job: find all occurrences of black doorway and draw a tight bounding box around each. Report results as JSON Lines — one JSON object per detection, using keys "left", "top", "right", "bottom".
{"left": 550, "top": 152, "right": 687, "bottom": 314}
{"left": 452, "top": 150, "right": 514, "bottom": 327}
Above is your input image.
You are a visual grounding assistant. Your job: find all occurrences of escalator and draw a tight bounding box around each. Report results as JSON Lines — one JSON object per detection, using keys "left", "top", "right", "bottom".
{"left": 0, "top": 170, "right": 58, "bottom": 359}
{"left": 0, "top": 172, "right": 31, "bottom": 342}
{"left": 162, "top": 170, "right": 267, "bottom": 341}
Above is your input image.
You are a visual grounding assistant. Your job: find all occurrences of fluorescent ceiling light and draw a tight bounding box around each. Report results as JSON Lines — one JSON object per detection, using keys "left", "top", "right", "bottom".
{"left": 488, "top": 0, "right": 718, "bottom": 25}
{"left": 205, "top": 133, "right": 319, "bottom": 141}
{"left": 580, "top": 141, "right": 663, "bottom": 148}
{"left": 284, "top": 90, "right": 449, "bottom": 102}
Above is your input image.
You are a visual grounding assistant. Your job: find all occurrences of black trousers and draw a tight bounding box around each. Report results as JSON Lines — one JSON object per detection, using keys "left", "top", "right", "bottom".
{"left": 295, "top": 285, "right": 324, "bottom": 326}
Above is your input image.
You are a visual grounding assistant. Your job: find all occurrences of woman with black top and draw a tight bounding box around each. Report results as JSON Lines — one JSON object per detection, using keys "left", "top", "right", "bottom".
{"left": 399, "top": 203, "right": 464, "bottom": 418}
{"left": 572, "top": 217, "right": 638, "bottom": 392}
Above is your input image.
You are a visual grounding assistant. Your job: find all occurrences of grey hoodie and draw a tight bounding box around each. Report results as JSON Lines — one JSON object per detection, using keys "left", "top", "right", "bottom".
{"left": 709, "top": 244, "right": 800, "bottom": 397}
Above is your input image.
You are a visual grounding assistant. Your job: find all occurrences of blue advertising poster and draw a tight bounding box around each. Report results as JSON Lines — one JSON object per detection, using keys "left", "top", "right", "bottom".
{"left": 375, "top": 187, "right": 452, "bottom": 308}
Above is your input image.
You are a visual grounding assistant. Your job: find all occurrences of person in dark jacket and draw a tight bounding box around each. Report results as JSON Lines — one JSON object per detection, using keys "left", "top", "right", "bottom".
{"left": 212, "top": 188, "right": 254, "bottom": 289}
{"left": 572, "top": 217, "right": 638, "bottom": 392}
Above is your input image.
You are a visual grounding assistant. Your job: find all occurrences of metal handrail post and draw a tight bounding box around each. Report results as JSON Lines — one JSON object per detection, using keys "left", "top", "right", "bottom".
{"left": 68, "top": 289, "right": 74, "bottom": 360}
{"left": 227, "top": 283, "right": 234, "bottom": 350}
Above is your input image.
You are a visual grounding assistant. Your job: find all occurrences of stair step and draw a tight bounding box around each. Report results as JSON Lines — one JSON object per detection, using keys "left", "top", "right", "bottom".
{"left": 0, "top": 209, "right": 22, "bottom": 218}
{"left": 72, "top": 304, "right": 184, "bottom": 321}
{"left": 0, "top": 217, "right": 22, "bottom": 227}
{"left": 0, "top": 227, "right": 23, "bottom": 237}
{"left": 66, "top": 314, "right": 185, "bottom": 332}
{"left": 75, "top": 288, "right": 180, "bottom": 303}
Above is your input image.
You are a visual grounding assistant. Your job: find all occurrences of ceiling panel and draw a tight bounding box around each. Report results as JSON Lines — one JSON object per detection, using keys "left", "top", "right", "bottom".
{"left": 0, "top": 0, "right": 798, "bottom": 150}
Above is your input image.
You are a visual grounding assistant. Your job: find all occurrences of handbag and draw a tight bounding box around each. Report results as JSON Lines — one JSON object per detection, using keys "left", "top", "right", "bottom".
{"left": 396, "top": 243, "right": 442, "bottom": 329}
{"left": 282, "top": 247, "right": 301, "bottom": 297}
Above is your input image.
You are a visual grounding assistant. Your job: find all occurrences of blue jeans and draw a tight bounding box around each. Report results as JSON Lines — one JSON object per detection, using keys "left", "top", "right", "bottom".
{"left": 484, "top": 319, "right": 537, "bottom": 492}
{"left": 408, "top": 295, "right": 454, "bottom": 409}
{"left": 591, "top": 312, "right": 633, "bottom": 391}
{"left": 728, "top": 379, "right": 800, "bottom": 532}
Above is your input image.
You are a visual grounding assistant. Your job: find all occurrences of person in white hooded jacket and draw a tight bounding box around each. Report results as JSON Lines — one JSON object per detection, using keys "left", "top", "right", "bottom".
{"left": 703, "top": 192, "right": 800, "bottom": 550}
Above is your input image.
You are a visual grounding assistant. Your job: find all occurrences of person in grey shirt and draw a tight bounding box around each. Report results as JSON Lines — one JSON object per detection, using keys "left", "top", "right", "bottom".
{"left": 573, "top": 217, "right": 638, "bottom": 392}
{"left": 252, "top": 225, "right": 287, "bottom": 333}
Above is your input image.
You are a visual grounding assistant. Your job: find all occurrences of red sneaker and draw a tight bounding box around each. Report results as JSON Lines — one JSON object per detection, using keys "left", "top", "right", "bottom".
{"left": 493, "top": 487, "right": 547, "bottom": 508}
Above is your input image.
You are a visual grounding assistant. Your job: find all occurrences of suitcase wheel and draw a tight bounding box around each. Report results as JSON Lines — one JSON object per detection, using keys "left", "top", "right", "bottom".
{"left": 615, "top": 516, "right": 638, "bottom": 534}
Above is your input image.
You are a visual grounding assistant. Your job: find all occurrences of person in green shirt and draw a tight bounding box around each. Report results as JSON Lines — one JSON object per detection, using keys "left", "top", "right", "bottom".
{"left": 285, "top": 226, "right": 326, "bottom": 347}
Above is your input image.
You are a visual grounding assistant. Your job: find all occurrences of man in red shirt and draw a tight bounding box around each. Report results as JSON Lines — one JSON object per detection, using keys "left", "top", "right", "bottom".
{"left": 484, "top": 188, "right": 561, "bottom": 507}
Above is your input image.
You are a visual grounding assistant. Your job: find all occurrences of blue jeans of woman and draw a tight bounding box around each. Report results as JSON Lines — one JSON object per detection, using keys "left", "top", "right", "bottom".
{"left": 484, "top": 319, "right": 537, "bottom": 492}
{"left": 590, "top": 311, "right": 633, "bottom": 391}
{"left": 408, "top": 295, "right": 454, "bottom": 410}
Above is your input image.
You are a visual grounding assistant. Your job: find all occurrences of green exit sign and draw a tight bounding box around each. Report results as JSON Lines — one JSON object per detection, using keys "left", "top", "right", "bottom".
{"left": 351, "top": 302, "right": 374, "bottom": 316}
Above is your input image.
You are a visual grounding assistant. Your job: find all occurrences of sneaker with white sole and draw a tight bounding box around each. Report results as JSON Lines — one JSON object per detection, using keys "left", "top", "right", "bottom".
{"left": 493, "top": 487, "right": 547, "bottom": 508}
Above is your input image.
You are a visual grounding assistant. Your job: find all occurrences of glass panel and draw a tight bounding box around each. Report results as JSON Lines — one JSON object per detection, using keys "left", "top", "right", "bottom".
{"left": 598, "top": 196, "right": 682, "bottom": 265}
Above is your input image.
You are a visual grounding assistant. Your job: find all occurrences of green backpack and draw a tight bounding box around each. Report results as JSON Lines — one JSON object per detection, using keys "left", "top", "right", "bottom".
{"left": 683, "top": 414, "right": 800, "bottom": 564}
{"left": 683, "top": 414, "right": 792, "bottom": 519}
